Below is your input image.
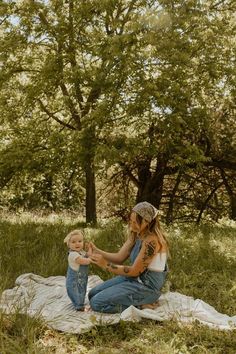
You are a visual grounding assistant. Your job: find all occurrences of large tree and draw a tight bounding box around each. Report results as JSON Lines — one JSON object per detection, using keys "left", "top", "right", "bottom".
{"left": 1, "top": 0, "right": 235, "bottom": 222}
{"left": 0, "top": 0, "right": 150, "bottom": 223}
{"left": 98, "top": 0, "right": 236, "bottom": 219}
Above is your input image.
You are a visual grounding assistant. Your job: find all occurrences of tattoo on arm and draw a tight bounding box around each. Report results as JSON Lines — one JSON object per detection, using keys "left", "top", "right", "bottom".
{"left": 106, "top": 263, "right": 130, "bottom": 274}
{"left": 123, "top": 266, "right": 130, "bottom": 274}
{"left": 107, "top": 263, "right": 118, "bottom": 270}
{"left": 143, "top": 240, "right": 156, "bottom": 262}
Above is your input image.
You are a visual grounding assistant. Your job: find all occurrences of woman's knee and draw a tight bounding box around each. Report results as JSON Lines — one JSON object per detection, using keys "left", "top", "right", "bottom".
{"left": 88, "top": 283, "right": 104, "bottom": 300}
{"left": 89, "top": 295, "right": 104, "bottom": 312}
{"left": 88, "top": 287, "right": 97, "bottom": 300}
{"left": 88, "top": 277, "right": 121, "bottom": 300}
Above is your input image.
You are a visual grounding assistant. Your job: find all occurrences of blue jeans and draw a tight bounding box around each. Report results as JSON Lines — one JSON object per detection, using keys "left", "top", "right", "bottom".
{"left": 88, "top": 272, "right": 167, "bottom": 313}
{"left": 66, "top": 265, "right": 89, "bottom": 310}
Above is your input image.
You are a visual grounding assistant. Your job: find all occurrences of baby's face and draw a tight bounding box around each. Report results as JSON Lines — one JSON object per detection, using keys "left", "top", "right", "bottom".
{"left": 69, "top": 234, "right": 84, "bottom": 252}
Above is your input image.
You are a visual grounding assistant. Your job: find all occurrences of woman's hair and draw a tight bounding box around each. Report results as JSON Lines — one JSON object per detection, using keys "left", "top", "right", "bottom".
{"left": 135, "top": 213, "right": 169, "bottom": 255}
{"left": 63, "top": 229, "right": 84, "bottom": 246}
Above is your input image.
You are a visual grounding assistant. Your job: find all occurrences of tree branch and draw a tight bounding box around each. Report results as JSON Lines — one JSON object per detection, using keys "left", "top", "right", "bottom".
{"left": 196, "top": 182, "right": 224, "bottom": 224}
{"left": 38, "top": 99, "right": 76, "bottom": 130}
{"left": 67, "top": 0, "right": 84, "bottom": 109}
{"left": 59, "top": 82, "right": 81, "bottom": 129}
{"left": 119, "top": 162, "right": 140, "bottom": 187}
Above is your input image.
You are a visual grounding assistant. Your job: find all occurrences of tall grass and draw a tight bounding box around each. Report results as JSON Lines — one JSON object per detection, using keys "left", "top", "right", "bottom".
{"left": 0, "top": 212, "right": 235, "bottom": 353}
{"left": 167, "top": 223, "right": 236, "bottom": 316}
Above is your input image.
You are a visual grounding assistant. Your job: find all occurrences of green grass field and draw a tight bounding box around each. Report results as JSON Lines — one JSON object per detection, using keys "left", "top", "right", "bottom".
{"left": 0, "top": 212, "right": 236, "bottom": 353}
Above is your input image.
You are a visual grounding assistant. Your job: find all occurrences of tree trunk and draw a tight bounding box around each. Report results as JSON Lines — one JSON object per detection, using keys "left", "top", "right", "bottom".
{"left": 44, "top": 173, "right": 54, "bottom": 210}
{"left": 166, "top": 172, "right": 182, "bottom": 225}
{"left": 136, "top": 181, "right": 164, "bottom": 208}
{"left": 136, "top": 159, "right": 166, "bottom": 209}
{"left": 231, "top": 196, "right": 236, "bottom": 220}
{"left": 220, "top": 169, "right": 236, "bottom": 220}
{"left": 85, "top": 157, "right": 97, "bottom": 225}
{"left": 81, "top": 127, "right": 97, "bottom": 225}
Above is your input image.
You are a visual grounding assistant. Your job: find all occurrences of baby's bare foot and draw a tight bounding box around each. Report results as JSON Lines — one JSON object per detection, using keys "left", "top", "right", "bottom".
{"left": 84, "top": 306, "right": 91, "bottom": 312}
{"left": 76, "top": 307, "right": 85, "bottom": 312}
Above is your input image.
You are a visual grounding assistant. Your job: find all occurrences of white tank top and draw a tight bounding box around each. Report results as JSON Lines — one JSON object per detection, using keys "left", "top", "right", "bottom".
{"left": 148, "top": 252, "right": 167, "bottom": 271}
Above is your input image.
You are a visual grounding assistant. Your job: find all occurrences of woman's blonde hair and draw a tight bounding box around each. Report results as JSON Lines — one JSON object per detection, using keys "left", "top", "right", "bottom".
{"left": 63, "top": 229, "right": 84, "bottom": 246}
{"left": 134, "top": 213, "right": 170, "bottom": 256}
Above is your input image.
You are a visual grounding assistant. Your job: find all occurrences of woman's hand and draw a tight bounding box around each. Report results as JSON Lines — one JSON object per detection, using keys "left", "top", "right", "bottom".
{"left": 86, "top": 243, "right": 93, "bottom": 257}
{"left": 89, "top": 241, "right": 100, "bottom": 255}
{"left": 90, "top": 253, "right": 107, "bottom": 269}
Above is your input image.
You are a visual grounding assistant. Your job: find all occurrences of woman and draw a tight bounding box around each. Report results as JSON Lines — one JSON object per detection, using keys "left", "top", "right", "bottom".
{"left": 88, "top": 201, "right": 169, "bottom": 313}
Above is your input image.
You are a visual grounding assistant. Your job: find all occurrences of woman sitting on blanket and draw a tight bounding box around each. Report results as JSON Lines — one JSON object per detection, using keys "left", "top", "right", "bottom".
{"left": 89, "top": 201, "right": 169, "bottom": 313}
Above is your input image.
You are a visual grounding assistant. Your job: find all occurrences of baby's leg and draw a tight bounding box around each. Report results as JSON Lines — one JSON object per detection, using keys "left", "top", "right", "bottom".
{"left": 66, "top": 265, "right": 88, "bottom": 311}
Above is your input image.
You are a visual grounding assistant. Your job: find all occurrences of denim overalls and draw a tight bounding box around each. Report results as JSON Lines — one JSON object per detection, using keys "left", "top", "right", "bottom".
{"left": 88, "top": 239, "right": 168, "bottom": 313}
{"left": 66, "top": 251, "right": 89, "bottom": 310}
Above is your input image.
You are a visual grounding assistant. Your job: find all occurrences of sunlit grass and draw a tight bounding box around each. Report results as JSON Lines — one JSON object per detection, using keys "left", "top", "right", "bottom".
{"left": 0, "top": 213, "right": 236, "bottom": 353}
{"left": 0, "top": 209, "right": 84, "bottom": 224}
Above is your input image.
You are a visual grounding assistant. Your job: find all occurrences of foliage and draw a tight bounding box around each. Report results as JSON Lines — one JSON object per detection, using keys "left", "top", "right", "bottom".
{"left": 98, "top": 0, "right": 236, "bottom": 219}
{"left": 0, "top": 0, "right": 151, "bottom": 222}
{"left": 0, "top": 0, "right": 236, "bottom": 222}
{"left": 0, "top": 124, "right": 86, "bottom": 211}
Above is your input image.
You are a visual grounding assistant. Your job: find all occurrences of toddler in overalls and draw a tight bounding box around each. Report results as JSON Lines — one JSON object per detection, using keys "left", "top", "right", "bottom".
{"left": 64, "top": 229, "right": 92, "bottom": 311}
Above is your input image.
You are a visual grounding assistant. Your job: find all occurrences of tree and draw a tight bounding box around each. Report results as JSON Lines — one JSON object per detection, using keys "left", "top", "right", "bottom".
{"left": 1, "top": 0, "right": 235, "bottom": 222}
{"left": 0, "top": 0, "right": 150, "bottom": 223}
{"left": 98, "top": 0, "right": 236, "bottom": 220}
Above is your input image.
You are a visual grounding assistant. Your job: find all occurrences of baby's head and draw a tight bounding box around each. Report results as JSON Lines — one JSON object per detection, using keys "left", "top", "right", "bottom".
{"left": 64, "top": 229, "right": 84, "bottom": 252}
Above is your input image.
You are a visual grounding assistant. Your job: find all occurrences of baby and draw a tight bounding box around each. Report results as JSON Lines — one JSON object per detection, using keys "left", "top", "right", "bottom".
{"left": 64, "top": 229, "right": 92, "bottom": 311}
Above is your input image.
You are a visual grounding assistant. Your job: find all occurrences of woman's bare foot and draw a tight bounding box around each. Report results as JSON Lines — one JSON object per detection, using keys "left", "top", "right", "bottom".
{"left": 140, "top": 301, "right": 160, "bottom": 310}
{"left": 76, "top": 307, "right": 85, "bottom": 312}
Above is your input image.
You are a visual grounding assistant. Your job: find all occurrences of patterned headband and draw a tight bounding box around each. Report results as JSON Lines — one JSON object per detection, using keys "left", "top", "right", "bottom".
{"left": 132, "top": 201, "right": 160, "bottom": 223}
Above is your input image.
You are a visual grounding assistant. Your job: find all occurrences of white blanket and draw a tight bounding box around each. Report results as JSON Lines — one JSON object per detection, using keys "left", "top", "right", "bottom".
{"left": 0, "top": 273, "right": 235, "bottom": 333}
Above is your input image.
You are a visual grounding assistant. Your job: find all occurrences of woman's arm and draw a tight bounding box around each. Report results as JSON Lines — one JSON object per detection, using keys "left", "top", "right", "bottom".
{"left": 90, "top": 235, "right": 134, "bottom": 264}
{"left": 90, "top": 235, "right": 159, "bottom": 277}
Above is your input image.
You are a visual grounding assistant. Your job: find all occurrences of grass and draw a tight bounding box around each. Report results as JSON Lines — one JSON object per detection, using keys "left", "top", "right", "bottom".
{"left": 0, "top": 212, "right": 236, "bottom": 353}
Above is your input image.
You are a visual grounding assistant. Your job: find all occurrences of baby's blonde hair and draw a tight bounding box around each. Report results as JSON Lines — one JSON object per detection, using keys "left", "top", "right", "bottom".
{"left": 63, "top": 229, "right": 84, "bottom": 246}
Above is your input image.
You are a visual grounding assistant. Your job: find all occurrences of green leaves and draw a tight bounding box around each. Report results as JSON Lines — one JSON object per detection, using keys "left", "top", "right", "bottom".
{"left": 0, "top": 0, "right": 236, "bottom": 220}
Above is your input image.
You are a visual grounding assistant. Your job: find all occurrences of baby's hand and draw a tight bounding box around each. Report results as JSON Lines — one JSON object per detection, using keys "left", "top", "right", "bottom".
{"left": 84, "top": 241, "right": 90, "bottom": 252}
